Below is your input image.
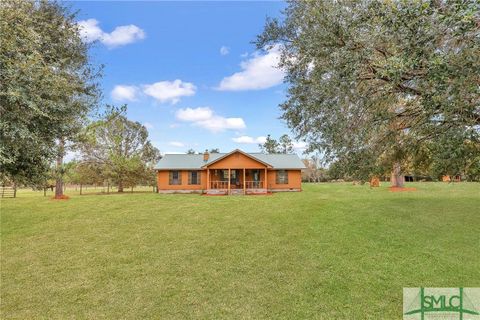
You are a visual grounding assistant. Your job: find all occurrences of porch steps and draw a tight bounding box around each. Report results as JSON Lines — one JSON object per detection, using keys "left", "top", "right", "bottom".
{"left": 205, "top": 189, "right": 227, "bottom": 195}
{"left": 205, "top": 189, "right": 268, "bottom": 195}
{"left": 246, "top": 188, "right": 267, "bottom": 195}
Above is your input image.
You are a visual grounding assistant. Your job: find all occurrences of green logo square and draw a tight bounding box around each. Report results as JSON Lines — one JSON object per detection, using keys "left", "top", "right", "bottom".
{"left": 404, "top": 288, "right": 480, "bottom": 320}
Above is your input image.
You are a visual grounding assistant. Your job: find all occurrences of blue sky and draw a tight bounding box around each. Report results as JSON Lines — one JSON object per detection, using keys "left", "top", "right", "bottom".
{"left": 73, "top": 1, "right": 305, "bottom": 154}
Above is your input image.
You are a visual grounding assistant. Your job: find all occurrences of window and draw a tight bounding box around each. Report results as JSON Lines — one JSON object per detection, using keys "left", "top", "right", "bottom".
{"left": 220, "top": 170, "right": 236, "bottom": 183}
{"left": 188, "top": 171, "right": 201, "bottom": 185}
{"left": 276, "top": 170, "right": 288, "bottom": 184}
{"left": 222, "top": 170, "right": 229, "bottom": 181}
{"left": 169, "top": 171, "right": 182, "bottom": 185}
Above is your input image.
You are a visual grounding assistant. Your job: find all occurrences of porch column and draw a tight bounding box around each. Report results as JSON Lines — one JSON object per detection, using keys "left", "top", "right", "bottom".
{"left": 228, "top": 168, "right": 231, "bottom": 195}
{"left": 243, "top": 168, "right": 246, "bottom": 195}
{"left": 207, "top": 168, "right": 210, "bottom": 190}
{"left": 264, "top": 167, "right": 268, "bottom": 192}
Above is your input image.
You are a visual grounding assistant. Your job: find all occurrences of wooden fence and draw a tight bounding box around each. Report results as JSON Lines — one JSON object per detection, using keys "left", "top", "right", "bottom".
{"left": 1, "top": 186, "right": 16, "bottom": 198}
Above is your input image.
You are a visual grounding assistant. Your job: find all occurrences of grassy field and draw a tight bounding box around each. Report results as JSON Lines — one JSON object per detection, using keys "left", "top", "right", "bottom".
{"left": 1, "top": 182, "right": 479, "bottom": 319}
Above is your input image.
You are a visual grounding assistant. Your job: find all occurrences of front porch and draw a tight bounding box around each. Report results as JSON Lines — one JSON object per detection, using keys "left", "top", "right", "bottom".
{"left": 206, "top": 168, "right": 268, "bottom": 195}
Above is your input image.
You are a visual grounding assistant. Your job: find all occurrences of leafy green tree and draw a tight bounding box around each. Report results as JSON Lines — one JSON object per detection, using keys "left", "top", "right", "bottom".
{"left": 186, "top": 149, "right": 197, "bottom": 154}
{"left": 209, "top": 148, "right": 220, "bottom": 153}
{"left": 427, "top": 129, "right": 480, "bottom": 181}
{"left": 278, "top": 134, "right": 294, "bottom": 154}
{"left": 0, "top": 0, "right": 100, "bottom": 189}
{"left": 79, "top": 106, "right": 160, "bottom": 192}
{"left": 259, "top": 134, "right": 280, "bottom": 154}
{"left": 259, "top": 134, "right": 295, "bottom": 154}
{"left": 74, "top": 161, "right": 104, "bottom": 194}
{"left": 257, "top": 0, "right": 480, "bottom": 186}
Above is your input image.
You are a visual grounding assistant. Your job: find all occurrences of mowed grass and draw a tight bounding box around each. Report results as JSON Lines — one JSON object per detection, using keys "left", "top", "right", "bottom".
{"left": 1, "top": 183, "right": 479, "bottom": 319}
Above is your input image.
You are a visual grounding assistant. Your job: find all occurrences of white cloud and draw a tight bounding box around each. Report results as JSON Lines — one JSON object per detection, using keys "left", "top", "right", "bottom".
{"left": 175, "top": 107, "right": 213, "bottom": 122}
{"left": 175, "top": 107, "right": 246, "bottom": 132}
{"left": 143, "top": 122, "right": 154, "bottom": 129}
{"left": 102, "top": 25, "right": 145, "bottom": 48}
{"left": 220, "top": 46, "right": 230, "bottom": 56}
{"left": 78, "top": 19, "right": 104, "bottom": 43}
{"left": 111, "top": 85, "right": 139, "bottom": 102}
{"left": 232, "top": 135, "right": 267, "bottom": 144}
{"left": 293, "top": 141, "right": 307, "bottom": 150}
{"left": 199, "top": 117, "right": 245, "bottom": 132}
{"left": 143, "top": 80, "right": 196, "bottom": 104}
{"left": 168, "top": 141, "right": 185, "bottom": 148}
{"left": 217, "top": 45, "right": 284, "bottom": 91}
{"left": 78, "top": 19, "right": 145, "bottom": 48}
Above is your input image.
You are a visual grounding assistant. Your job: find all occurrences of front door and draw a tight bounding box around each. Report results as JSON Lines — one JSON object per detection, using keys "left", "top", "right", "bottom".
{"left": 251, "top": 170, "right": 260, "bottom": 188}
{"left": 230, "top": 170, "right": 240, "bottom": 188}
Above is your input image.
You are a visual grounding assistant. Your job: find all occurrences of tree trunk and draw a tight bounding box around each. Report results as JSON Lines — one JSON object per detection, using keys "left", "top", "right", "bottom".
{"left": 118, "top": 180, "right": 123, "bottom": 193}
{"left": 80, "top": 184, "right": 82, "bottom": 195}
{"left": 55, "top": 139, "right": 65, "bottom": 198}
{"left": 390, "top": 162, "right": 404, "bottom": 188}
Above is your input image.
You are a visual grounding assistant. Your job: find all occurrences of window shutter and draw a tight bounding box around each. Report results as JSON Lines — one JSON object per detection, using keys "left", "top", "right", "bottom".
{"left": 169, "top": 171, "right": 173, "bottom": 185}
{"left": 284, "top": 170, "right": 288, "bottom": 184}
{"left": 188, "top": 171, "right": 192, "bottom": 185}
{"left": 276, "top": 171, "right": 280, "bottom": 184}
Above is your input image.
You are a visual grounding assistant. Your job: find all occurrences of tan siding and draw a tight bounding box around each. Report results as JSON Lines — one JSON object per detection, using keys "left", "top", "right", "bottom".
{"left": 267, "top": 170, "right": 302, "bottom": 190}
{"left": 157, "top": 170, "right": 207, "bottom": 190}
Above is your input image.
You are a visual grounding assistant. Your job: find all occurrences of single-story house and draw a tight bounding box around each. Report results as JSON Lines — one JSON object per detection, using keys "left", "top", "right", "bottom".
{"left": 155, "top": 149, "right": 306, "bottom": 195}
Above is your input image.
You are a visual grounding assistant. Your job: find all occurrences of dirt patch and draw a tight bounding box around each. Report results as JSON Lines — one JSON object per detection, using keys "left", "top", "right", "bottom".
{"left": 52, "top": 195, "right": 70, "bottom": 200}
{"left": 389, "top": 187, "right": 417, "bottom": 192}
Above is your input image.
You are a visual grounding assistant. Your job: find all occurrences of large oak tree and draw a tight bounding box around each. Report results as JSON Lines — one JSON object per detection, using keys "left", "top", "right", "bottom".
{"left": 257, "top": 0, "right": 479, "bottom": 185}
{"left": 0, "top": 0, "right": 100, "bottom": 190}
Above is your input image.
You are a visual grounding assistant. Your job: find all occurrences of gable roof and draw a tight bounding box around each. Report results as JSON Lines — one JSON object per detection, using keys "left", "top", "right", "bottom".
{"left": 154, "top": 150, "right": 306, "bottom": 170}
{"left": 201, "top": 149, "right": 272, "bottom": 168}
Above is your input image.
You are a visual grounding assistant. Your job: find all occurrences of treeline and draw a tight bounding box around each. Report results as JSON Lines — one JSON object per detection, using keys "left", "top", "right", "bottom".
{"left": 302, "top": 156, "right": 480, "bottom": 183}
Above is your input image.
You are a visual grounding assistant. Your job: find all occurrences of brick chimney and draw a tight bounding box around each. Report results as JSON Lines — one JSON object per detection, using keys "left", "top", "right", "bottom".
{"left": 203, "top": 149, "right": 210, "bottom": 162}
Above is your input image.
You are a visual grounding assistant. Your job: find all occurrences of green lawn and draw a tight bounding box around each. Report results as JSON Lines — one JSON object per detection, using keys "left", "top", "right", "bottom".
{"left": 1, "top": 183, "right": 479, "bottom": 319}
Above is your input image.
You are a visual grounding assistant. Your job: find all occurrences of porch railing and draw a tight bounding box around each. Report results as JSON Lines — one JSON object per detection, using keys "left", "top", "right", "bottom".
{"left": 245, "top": 181, "right": 263, "bottom": 189}
{"left": 210, "top": 181, "right": 228, "bottom": 189}
{"left": 209, "top": 180, "right": 264, "bottom": 189}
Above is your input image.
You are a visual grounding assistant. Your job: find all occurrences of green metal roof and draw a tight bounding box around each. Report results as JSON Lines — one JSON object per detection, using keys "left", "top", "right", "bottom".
{"left": 154, "top": 151, "right": 306, "bottom": 170}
